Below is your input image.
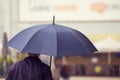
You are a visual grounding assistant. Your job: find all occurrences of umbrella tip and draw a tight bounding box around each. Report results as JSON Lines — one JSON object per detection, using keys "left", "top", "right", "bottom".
{"left": 53, "top": 15, "right": 55, "bottom": 25}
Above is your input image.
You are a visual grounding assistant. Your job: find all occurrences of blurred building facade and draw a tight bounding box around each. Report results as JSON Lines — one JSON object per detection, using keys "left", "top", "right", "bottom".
{"left": 55, "top": 53, "right": 120, "bottom": 77}
{"left": 1, "top": 0, "right": 120, "bottom": 43}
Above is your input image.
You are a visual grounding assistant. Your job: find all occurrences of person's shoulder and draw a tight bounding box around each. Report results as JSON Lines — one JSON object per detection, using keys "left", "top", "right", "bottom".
{"left": 9, "top": 61, "right": 20, "bottom": 71}
{"left": 41, "top": 61, "right": 50, "bottom": 68}
{"left": 10, "top": 59, "right": 24, "bottom": 68}
{"left": 11, "top": 61, "right": 19, "bottom": 67}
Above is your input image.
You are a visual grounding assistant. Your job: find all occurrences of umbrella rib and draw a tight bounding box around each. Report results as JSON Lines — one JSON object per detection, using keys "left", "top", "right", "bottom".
{"left": 63, "top": 26, "right": 90, "bottom": 54}
{"left": 54, "top": 25, "right": 58, "bottom": 57}
{"left": 40, "top": 24, "right": 58, "bottom": 56}
{"left": 21, "top": 25, "right": 50, "bottom": 52}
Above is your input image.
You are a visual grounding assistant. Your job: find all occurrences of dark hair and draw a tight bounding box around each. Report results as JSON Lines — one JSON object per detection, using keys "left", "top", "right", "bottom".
{"left": 28, "top": 53, "right": 40, "bottom": 57}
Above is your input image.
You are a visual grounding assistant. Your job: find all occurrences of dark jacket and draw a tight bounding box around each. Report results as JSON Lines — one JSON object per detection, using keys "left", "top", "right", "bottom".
{"left": 6, "top": 56, "right": 53, "bottom": 80}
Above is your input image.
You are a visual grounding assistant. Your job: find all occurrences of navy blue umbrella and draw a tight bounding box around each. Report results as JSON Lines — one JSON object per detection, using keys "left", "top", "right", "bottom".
{"left": 7, "top": 23, "right": 97, "bottom": 57}
{"left": 7, "top": 16, "right": 97, "bottom": 58}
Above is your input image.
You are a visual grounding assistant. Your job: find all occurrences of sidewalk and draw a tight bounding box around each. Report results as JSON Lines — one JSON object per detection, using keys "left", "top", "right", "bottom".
{"left": 1, "top": 76, "right": 120, "bottom": 80}
{"left": 60, "top": 76, "right": 120, "bottom": 80}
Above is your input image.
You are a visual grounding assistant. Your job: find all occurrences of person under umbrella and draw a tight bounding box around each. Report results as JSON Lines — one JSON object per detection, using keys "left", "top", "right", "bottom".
{"left": 6, "top": 53, "right": 53, "bottom": 80}
{"left": 6, "top": 17, "right": 97, "bottom": 80}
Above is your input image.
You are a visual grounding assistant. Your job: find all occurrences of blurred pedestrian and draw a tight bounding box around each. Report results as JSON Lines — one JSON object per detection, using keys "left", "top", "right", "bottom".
{"left": 60, "top": 65, "right": 70, "bottom": 80}
{"left": 6, "top": 53, "right": 53, "bottom": 80}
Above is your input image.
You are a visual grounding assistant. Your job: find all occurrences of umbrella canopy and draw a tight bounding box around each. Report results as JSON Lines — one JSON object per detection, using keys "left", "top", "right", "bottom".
{"left": 7, "top": 23, "right": 97, "bottom": 57}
